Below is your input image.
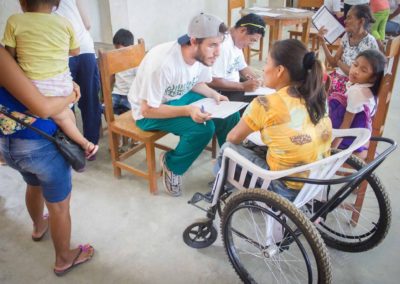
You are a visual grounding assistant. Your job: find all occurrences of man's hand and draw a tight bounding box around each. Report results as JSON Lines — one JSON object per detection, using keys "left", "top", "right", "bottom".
{"left": 242, "top": 78, "right": 261, "bottom": 92}
{"left": 188, "top": 105, "right": 211, "bottom": 124}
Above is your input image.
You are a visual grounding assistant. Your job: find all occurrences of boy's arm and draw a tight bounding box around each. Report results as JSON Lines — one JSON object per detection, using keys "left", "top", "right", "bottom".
{"left": 76, "top": 0, "right": 91, "bottom": 30}
{"left": 69, "top": 47, "right": 80, "bottom": 56}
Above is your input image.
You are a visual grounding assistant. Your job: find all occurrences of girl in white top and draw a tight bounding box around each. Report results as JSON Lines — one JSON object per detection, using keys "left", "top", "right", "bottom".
{"left": 318, "top": 4, "right": 378, "bottom": 96}
{"left": 329, "top": 49, "right": 386, "bottom": 157}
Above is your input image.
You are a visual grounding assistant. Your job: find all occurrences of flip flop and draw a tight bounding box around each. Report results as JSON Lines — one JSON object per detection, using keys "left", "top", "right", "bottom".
{"left": 32, "top": 213, "right": 49, "bottom": 242}
{"left": 53, "top": 244, "right": 94, "bottom": 277}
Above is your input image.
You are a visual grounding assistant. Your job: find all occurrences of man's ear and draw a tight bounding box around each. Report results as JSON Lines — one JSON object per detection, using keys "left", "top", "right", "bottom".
{"left": 189, "top": 37, "right": 197, "bottom": 46}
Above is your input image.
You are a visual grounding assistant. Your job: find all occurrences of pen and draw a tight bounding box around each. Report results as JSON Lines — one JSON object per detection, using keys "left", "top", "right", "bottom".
{"left": 200, "top": 105, "right": 206, "bottom": 126}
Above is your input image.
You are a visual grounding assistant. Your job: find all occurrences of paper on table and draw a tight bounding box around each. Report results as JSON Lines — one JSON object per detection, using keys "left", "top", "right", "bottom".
{"left": 249, "top": 7, "right": 271, "bottom": 12}
{"left": 282, "top": 7, "right": 308, "bottom": 13}
{"left": 190, "top": 98, "right": 248, "bottom": 119}
{"left": 246, "top": 132, "right": 265, "bottom": 146}
{"left": 312, "top": 6, "right": 345, "bottom": 44}
{"left": 245, "top": 87, "right": 276, "bottom": 96}
{"left": 385, "top": 56, "right": 394, "bottom": 75}
{"left": 255, "top": 11, "right": 281, "bottom": 17}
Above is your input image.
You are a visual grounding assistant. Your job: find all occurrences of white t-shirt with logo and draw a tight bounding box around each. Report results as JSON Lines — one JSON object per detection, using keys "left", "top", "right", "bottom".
{"left": 112, "top": 68, "right": 137, "bottom": 96}
{"left": 55, "top": 0, "right": 95, "bottom": 54}
{"left": 128, "top": 41, "right": 212, "bottom": 120}
{"left": 346, "top": 82, "right": 376, "bottom": 115}
{"left": 212, "top": 34, "right": 247, "bottom": 82}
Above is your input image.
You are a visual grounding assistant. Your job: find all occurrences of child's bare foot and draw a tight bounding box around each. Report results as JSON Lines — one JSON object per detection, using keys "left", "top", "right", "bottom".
{"left": 84, "top": 142, "right": 99, "bottom": 160}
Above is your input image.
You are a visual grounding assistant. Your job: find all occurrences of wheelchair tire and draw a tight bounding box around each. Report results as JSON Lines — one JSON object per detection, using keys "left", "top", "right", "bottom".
{"left": 316, "top": 150, "right": 391, "bottom": 252}
{"left": 183, "top": 218, "right": 218, "bottom": 249}
{"left": 221, "top": 189, "right": 331, "bottom": 284}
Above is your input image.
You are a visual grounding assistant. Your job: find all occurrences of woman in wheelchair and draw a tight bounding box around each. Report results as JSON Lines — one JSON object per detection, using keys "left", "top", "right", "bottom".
{"left": 214, "top": 39, "right": 332, "bottom": 201}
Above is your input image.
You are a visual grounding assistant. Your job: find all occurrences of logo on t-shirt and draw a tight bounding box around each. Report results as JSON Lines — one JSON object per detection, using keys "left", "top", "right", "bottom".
{"left": 164, "top": 76, "right": 199, "bottom": 98}
{"left": 226, "top": 57, "right": 241, "bottom": 75}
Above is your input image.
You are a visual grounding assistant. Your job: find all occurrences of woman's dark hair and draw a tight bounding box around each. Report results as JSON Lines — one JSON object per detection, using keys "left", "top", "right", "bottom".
{"left": 235, "top": 13, "right": 266, "bottom": 37}
{"left": 350, "top": 5, "right": 375, "bottom": 31}
{"left": 24, "top": 0, "right": 60, "bottom": 11}
{"left": 113, "top": 29, "right": 134, "bottom": 47}
{"left": 270, "top": 39, "right": 326, "bottom": 125}
{"left": 356, "top": 49, "right": 386, "bottom": 96}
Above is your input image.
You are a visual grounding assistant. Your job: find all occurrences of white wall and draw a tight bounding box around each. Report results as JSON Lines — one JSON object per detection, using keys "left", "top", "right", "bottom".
{"left": 0, "top": 1, "right": 21, "bottom": 37}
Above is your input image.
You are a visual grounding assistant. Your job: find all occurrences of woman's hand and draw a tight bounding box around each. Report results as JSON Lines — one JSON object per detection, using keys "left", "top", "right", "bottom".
{"left": 317, "top": 26, "right": 328, "bottom": 40}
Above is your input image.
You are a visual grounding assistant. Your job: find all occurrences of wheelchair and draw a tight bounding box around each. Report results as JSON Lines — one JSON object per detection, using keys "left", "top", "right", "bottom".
{"left": 183, "top": 128, "right": 396, "bottom": 284}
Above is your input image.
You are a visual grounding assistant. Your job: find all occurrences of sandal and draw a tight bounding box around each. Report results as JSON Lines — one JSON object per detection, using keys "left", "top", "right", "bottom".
{"left": 85, "top": 142, "right": 99, "bottom": 160}
{"left": 32, "top": 213, "right": 49, "bottom": 242}
{"left": 53, "top": 244, "right": 94, "bottom": 277}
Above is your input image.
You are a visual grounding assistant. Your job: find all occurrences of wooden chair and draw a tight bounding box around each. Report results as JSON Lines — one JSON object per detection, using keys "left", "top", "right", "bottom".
{"left": 350, "top": 35, "right": 400, "bottom": 224}
{"left": 288, "top": 0, "right": 323, "bottom": 54}
{"left": 99, "top": 39, "right": 171, "bottom": 194}
{"left": 228, "top": 0, "right": 264, "bottom": 63}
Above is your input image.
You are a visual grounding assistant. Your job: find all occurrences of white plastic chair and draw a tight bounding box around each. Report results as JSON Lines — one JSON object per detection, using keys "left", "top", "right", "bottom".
{"left": 212, "top": 128, "right": 371, "bottom": 244}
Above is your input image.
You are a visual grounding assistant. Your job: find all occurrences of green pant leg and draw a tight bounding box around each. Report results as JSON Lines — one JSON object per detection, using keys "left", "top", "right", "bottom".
{"left": 212, "top": 112, "right": 240, "bottom": 147}
{"left": 136, "top": 91, "right": 214, "bottom": 175}
{"left": 372, "top": 10, "right": 390, "bottom": 40}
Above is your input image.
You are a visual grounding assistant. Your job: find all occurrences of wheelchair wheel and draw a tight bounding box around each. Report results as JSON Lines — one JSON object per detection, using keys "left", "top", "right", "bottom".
{"left": 221, "top": 189, "right": 331, "bottom": 284}
{"left": 316, "top": 150, "right": 391, "bottom": 252}
{"left": 183, "top": 218, "right": 218, "bottom": 249}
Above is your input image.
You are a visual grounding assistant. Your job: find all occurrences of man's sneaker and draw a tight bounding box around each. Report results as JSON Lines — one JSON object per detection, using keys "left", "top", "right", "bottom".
{"left": 160, "top": 152, "right": 182, "bottom": 197}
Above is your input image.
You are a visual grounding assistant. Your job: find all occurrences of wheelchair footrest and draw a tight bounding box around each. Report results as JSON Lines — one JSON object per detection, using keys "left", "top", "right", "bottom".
{"left": 188, "top": 192, "right": 212, "bottom": 205}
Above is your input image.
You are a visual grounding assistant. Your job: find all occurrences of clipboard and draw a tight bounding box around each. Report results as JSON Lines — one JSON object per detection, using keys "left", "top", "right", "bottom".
{"left": 312, "top": 6, "right": 345, "bottom": 45}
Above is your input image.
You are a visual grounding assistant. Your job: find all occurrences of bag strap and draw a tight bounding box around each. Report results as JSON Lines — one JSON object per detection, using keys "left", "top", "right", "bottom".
{"left": 0, "top": 108, "right": 56, "bottom": 142}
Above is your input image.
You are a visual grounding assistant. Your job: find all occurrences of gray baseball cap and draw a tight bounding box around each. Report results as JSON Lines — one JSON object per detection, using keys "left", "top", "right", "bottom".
{"left": 178, "top": 13, "right": 225, "bottom": 45}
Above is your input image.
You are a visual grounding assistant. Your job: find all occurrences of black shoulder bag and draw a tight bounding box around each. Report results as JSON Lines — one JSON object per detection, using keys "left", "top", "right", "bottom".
{"left": 0, "top": 109, "right": 86, "bottom": 171}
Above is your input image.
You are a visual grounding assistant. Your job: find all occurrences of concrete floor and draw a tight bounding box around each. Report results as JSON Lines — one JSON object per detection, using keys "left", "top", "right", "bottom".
{"left": 1, "top": 36, "right": 400, "bottom": 284}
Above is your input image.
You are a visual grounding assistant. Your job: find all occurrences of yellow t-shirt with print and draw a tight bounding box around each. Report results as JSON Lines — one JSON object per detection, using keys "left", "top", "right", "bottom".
{"left": 243, "top": 86, "right": 332, "bottom": 190}
{"left": 2, "top": 13, "right": 79, "bottom": 80}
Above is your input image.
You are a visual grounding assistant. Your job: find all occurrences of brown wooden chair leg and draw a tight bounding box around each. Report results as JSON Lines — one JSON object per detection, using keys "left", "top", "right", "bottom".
{"left": 109, "top": 131, "right": 122, "bottom": 178}
{"left": 258, "top": 38, "right": 264, "bottom": 61}
{"left": 145, "top": 142, "right": 158, "bottom": 194}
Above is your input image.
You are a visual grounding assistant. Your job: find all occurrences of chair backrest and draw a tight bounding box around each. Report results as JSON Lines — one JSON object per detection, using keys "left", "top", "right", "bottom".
{"left": 98, "top": 39, "right": 145, "bottom": 124}
{"left": 297, "top": 0, "right": 323, "bottom": 9}
{"left": 228, "top": 0, "right": 245, "bottom": 27}
{"left": 366, "top": 35, "right": 400, "bottom": 162}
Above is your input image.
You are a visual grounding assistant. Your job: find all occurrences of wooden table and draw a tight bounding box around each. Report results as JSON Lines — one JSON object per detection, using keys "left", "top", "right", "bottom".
{"left": 241, "top": 7, "right": 314, "bottom": 62}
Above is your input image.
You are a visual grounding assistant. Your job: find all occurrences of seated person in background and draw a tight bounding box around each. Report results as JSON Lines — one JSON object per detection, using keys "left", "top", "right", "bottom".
{"left": 386, "top": 1, "right": 400, "bottom": 35}
{"left": 128, "top": 13, "right": 240, "bottom": 197}
{"left": 2, "top": 0, "right": 98, "bottom": 159}
{"left": 324, "top": 0, "right": 344, "bottom": 24}
{"left": 330, "top": 49, "right": 386, "bottom": 159}
{"left": 213, "top": 39, "right": 332, "bottom": 202}
{"left": 208, "top": 13, "right": 265, "bottom": 104}
{"left": 318, "top": 5, "right": 378, "bottom": 96}
{"left": 111, "top": 28, "right": 136, "bottom": 115}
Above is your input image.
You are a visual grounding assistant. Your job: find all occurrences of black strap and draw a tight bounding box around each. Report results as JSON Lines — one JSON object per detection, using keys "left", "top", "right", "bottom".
{"left": 0, "top": 108, "right": 56, "bottom": 142}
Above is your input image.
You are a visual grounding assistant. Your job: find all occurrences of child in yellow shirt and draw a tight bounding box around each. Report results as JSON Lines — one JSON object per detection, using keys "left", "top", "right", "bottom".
{"left": 2, "top": 0, "right": 98, "bottom": 159}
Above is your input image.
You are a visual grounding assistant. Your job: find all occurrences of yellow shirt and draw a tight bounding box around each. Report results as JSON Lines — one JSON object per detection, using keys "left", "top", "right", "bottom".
{"left": 243, "top": 87, "right": 332, "bottom": 190}
{"left": 2, "top": 13, "right": 79, "bottom": 80}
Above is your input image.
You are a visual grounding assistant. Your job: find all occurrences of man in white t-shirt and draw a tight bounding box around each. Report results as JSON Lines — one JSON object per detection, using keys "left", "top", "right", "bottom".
{"left": 324, "top": 0, "right": 343, "bottom": 18}
{"left": 128, "top": 13, "right": 240, "bottom": 196}
{"left": 208, "top": 13, "right": 265, "bottom": 104}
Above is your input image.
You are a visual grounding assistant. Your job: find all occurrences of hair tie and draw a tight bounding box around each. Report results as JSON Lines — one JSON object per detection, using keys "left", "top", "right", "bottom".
{"left": 303, "top": 52, "right": 316, "bottom": 71}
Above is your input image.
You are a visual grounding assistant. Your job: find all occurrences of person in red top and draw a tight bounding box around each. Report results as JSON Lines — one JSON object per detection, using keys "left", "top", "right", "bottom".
{"left": 370, "top": 0, "right": 390, "bottom": 51}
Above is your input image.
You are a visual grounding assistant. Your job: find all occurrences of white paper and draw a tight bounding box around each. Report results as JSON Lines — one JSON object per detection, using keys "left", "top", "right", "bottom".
{"left": 312, "top": 6, "right": 345, "bottom": 44}
{"left": 245, "top": 87, "right": 276, "bottom": 96}
{"left": 255, "top": 11, "right": 281, "bottom": 17}
{"left": 190, "top": 98, "right": 248, "bottom": 119}
{"left": 246, "top": 132, "right": 265, "bottom": 146}
{"left": 249, "top": 7, "right": 271, "bottom": 12}
{"left": 282, "top": 7, "right": 308, "bottom": 13}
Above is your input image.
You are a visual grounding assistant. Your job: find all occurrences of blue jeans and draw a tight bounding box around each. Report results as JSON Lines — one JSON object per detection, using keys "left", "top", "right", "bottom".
{"left": 112, "top": 93, "right": 131, "bottom": 115}
{"left": 214, "top": 142, "right": 299, "bottom": 202}
{"left": 0, "top": 137, "right": 72, "bottom": 203}
{"left": 69, "top": 53, "right": 101, "bottom": 144}
{"left": 386, "top": 20, "right": 400, "bottom": 35}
